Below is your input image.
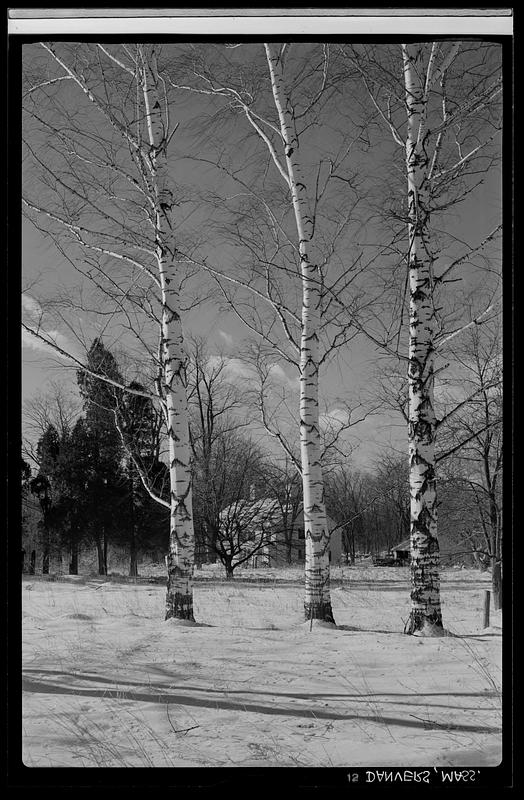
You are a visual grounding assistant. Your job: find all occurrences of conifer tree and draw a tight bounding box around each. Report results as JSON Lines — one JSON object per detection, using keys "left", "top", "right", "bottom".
{"left": 77, "top": 339, "right": 126, "bottom": 574}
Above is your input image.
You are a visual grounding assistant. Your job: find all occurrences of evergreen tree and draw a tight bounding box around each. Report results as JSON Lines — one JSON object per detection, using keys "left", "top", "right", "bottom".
{"left": 31, "top": 424, "right": 60, "bottom": 573}
{"left": 77, "top": 339, "right": 126, "bottom": 574}
{"left": 57, "top": 419, "right": 93, "bottom": 574}
{"left": 32, "top": 422, "right": 84, "bottom": 574}
{"left": 21, "top": 457, "right": 32, "bottom": 570}
{"left": 116, "top": 381, "right": 167, "bottom": 576}
{"left": 21, "top": 457, "right": 32, "bottom": 486}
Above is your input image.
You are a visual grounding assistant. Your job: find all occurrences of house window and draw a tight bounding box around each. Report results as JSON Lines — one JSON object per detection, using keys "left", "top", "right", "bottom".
{"left": 298, "top": 549, "right": 303, "bottom": 560}
{"left": 298, "top": 530, "right": 305, "bottom": 540}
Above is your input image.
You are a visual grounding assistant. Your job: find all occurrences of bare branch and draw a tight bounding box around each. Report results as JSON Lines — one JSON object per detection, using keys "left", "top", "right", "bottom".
{"left": 22, "top": 323, "right": 158, "bottom": 402}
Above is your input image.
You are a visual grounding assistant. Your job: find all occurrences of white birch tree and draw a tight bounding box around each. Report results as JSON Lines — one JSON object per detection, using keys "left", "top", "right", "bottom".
{"left": 343, "top": 41, "right": 502, "bottom": 634}
{"left": 22, "top": 43, "right": 198, "bottom": 620}
{"left": 263, "top": 43, "right": 334, "bottom": 622}
{"left": 403, "top": 42, "right": 501, "bottom": 635}
{"left": 402, "top": 44, "right": 445, "bottom": 634}
{"left": 164, "top": 42, "right": 384, "bottom": 623}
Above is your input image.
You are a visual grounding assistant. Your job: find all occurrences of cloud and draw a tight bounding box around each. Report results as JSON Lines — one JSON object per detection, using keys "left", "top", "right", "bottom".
{"left": 227, "top": 358, "right": 254, "bottom": 380}
{"left": 22, "top": 293, "right": 83, "bottom": 361}
{"left": 22, "top": 327, "right": 81, "bottom": 361}
{"left": 267, "top": 362, "right": 300, "bottom": 390}
{"left": 205, "top": 356, "right": 299, "bottom": 391}
{"left": 267, "top": 363, "right": 287, "bottom": 381}
{"left": 218, "top": 330, "right": 234, "bottom": 346}
{"left": 319, "top": 407, "right": 349, "bottom": 430}
{"left": 22, "top": 293, "right": 42, "bottom": 318}
{"left": 206, "top": 355, "right": 254, "bottom": 381}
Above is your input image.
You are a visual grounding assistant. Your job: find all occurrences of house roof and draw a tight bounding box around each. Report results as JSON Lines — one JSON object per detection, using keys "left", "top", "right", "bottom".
{"left": 220, "top": 498, "right": 336, "bottom": 531}
{"left": 220, "top": 498, "right": 299, "bottom": 529}
{"left": 391, "top": 539, "right": 411, "bottom": 552}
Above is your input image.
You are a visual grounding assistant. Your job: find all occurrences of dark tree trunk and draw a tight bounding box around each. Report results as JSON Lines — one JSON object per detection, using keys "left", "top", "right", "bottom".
{"left": 489, "top": 504, "right": 501, "bottom": 610}
{"left": 96, "top": 538, "right": 107, "bottom": 575}
{"left": 103, "top": 528, "right": 108, "bottom": 574}
{"left": 42, "top": 523, "right": 50, "bottom": 575}
{"left": 225, "top": 562, "right": 235, "bottom": 580}
{"left": 129, "top": 520, "right": 138, "bottom": 578}
{"left": 29, "top": 550, "right": 36, "bottom": 575}
{"left": 70, "top": 538, "right": 78, "bottom": 575}
{"left": 129, "top": 469, "right": 138, "bottom": 577}
{"left": 350, "top": 529, "right": 356, "bottom": 563}
{"left": 491, "top": 557, "right": 502, "bottom": 611}
{"left": 129, "top": 538, "right": 138, "bottom": 577}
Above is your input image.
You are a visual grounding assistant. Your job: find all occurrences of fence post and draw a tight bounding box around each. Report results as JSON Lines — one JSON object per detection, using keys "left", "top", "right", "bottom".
{"left": 483, "top": 590, "right": 491, "bottom": 629}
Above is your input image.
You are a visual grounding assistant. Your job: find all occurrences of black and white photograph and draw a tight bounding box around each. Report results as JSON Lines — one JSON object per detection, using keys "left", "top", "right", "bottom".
{"left": 9, "top": 7, "right": 513, "bottom": 787}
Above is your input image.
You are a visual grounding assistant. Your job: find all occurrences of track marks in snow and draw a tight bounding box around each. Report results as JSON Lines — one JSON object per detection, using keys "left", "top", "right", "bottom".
{"left": 22, "top": 574, "right": 501, "bottom": 767}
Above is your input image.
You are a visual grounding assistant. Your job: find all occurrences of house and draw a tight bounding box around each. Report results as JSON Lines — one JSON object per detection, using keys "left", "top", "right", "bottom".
{"left": 219, "top": 497, "right": 343, "bottom": 568}
{"left": 390, "top": 538, "right": 410, "bottom": 565}
{"left": 389, "top": 536, "right": 476, "bottom": 567}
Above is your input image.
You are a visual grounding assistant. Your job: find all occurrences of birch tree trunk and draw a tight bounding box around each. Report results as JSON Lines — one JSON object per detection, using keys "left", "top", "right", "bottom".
{"left": 265, "top": 44, "right": 335, "bottom": 624}
{"left": 402, "top": 44, "right": 444, "bottom": 635}
{"left": 142, "top": 51, "right": 195, "bottom": 621}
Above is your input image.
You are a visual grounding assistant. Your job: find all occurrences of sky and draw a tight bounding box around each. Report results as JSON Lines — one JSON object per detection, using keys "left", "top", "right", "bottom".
{"left": 22, "top": 214, "right": 398, "bottom": 469}
{"left": 20, "top": 37, "right": 504, "bottom": 473}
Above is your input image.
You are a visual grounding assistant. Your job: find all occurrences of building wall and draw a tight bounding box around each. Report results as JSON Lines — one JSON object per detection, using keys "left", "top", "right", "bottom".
{"left": 242, "top": 516, "right": 343, "bottom": 568}
{"left": 390, "top": 539, "right": 477, "bottom": 568}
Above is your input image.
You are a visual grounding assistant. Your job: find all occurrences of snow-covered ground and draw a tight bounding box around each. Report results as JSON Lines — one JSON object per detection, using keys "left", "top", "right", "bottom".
{"left": 22, "top": 566, "right": 502, "bottom": 768}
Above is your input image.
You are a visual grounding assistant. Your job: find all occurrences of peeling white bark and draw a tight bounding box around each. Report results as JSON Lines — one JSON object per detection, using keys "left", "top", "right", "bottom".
{"left": 403, "top": 44, "right": 443, "bottom": 635}
{"left": 265, "top": 44, "right": 334, "bottom": 623}
{"left": 142, "top": 50, "right": 195, "bottom": 621}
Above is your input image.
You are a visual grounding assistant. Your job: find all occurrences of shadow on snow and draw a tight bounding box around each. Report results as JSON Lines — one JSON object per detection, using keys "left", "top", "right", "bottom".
{"left": 22, "top": 670, "right": 500, "bottom": 734}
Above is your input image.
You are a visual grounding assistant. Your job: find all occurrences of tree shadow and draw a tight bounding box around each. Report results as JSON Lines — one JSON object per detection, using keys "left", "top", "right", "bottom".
{"left": 24, "top": 668, "right": 501, "bottom": 702}
{"left": 334, "top": 624, "right": 400, "bottom": 634}
{"left": 22, "top": 671, "right": 501, "bottom": 735}
{"left": 164, "top": 620, "right": 215, "bottom": 628}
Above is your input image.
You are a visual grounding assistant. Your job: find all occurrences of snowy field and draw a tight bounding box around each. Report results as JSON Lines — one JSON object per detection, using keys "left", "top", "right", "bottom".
{"left": 22, "top": 566, "right": 502, "bottom": 768}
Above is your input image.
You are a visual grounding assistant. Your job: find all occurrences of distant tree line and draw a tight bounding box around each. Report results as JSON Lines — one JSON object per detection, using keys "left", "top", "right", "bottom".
{"left": 21, "top": 41, "right": 503, "bottom": 630}
{"left": 23, "top": 337, "right": 500, "bottom": 585}
{"left": 24, "top": 339, "right": 169, "bottom": 576}
{"left": 23, "top": 339, "right": 304, "bottom": 578}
